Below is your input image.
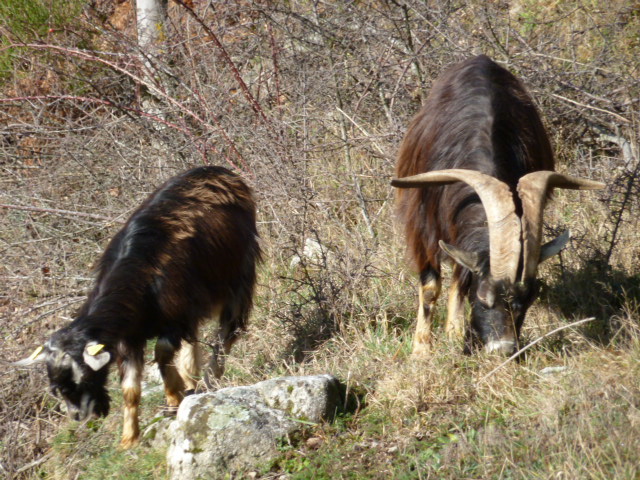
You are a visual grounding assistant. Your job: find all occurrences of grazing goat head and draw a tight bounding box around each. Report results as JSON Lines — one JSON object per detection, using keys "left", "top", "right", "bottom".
{"left": 392, "top": 56, "right": 604, "bottom": 355}
{"left": 393, "top": 169, "right": 603, "bottom": 354}
{"left": 19, "top": 333, "right": 112, "bottom": 421}
{"left": 16, "top": 166, "right": 260, "bottom": 448}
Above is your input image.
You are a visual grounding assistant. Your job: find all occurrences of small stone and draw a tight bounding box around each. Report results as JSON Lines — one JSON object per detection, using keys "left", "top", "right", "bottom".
{"left": 306, "top": 436, "right": 323, "bottom": 449}
{"left": 540, "top": 366, "right": 568, "bottom": 376}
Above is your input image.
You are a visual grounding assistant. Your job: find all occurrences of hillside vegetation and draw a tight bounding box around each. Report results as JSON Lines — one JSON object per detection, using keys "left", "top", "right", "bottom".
{"left": 1, "top": 1, "right": 639, "bottom": 478}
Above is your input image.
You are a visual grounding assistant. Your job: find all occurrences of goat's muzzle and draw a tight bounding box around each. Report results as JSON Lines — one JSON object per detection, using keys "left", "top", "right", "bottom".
{"left": 484, "top": 338, "right": 517, "bottom": 355}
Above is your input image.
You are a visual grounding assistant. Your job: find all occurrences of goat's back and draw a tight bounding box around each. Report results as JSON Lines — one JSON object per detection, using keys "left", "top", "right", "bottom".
{"left": 81, "top": 166, "right": 260, "bottom": 345}
{"left": 396, "top": 55, "right": 554, "bottom": 273}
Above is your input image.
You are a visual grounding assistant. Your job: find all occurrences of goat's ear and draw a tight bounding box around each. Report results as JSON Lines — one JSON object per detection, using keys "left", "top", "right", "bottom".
{"left": 439, "top": 241, "right": 483, "bottom": 273}
{"left": 83, "top": 342, "right": 111, "bottom": 371}
{"left": 539, "top": 230, "right": 570, "bottom": 263}
{"left": 476, "top": 278, "right": 496, "bottom": 308}
{"left": 14, "top": 345, "right": 48, "bottom": 367}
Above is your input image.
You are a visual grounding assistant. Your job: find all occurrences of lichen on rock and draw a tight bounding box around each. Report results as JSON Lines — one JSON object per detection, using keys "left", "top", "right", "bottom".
{"left": 164, "top": 374, "right": 344, "bottom": 479}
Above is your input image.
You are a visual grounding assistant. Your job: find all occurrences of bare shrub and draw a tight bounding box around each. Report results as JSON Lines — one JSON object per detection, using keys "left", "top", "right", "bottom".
{"left": 1, "top": 0, "right": 639, "bottom": 477}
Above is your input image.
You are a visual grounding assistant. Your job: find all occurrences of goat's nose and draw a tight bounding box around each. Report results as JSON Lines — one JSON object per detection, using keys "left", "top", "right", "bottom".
{"left": 64, "top": 401, "right": 82, "bottom": 420}
{"left": 69, "top": 408, "right": 82, "bottom": 421}
{"left": 484, "top": 339, "right": 516, "bottom": 355}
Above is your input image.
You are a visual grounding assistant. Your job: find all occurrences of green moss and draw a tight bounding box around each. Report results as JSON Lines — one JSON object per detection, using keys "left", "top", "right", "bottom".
{"left": 0, "top": 0, "right": 87, "bottom": 81}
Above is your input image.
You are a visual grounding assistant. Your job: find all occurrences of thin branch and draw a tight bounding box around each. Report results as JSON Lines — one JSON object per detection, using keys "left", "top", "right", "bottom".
{"left": 15, "top": 453, "right": 53, "bottom": 474}
{"left": 267, "top": 22, "right": 282, "bottom": 110}
{"left": 477, "top": 317, "right": 596, "bottom": 385}
{"left": 550, "top": 93, "right": 630, "bottom": 123}
{"left": 336, "top": 107, "right": 389, "bottom": 158}
{"left": 605, "top": 159, "right": 640, "bottom": 264}
{"left": 172, "top": 0, "right": 271, "bottom": 127}
{"left": 0, "top": 203, "right": 125, "bottom": 224}
{"left": 0, "top": 95, "right": 192, "bottom": 135}
{"left": 12, "top": 43, "right": 252, "bottom": 175}
{"left": 10, "top": 298, "right": 86, "bottom": 339}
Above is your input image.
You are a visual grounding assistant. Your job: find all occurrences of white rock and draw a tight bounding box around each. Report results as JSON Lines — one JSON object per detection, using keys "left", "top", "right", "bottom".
{"left": 165, "top": 374, "right": 343, "bottom": 479}
{"left": 289, "top": 238, "right": 332, "bottom": 268}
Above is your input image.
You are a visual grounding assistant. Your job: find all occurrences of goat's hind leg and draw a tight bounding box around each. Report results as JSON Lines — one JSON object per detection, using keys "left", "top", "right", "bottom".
{"left": 203, "top": 260, "right": 256, "bottom": 386}
{"left": 176, "top": 338, "right": 203, "bottom": 394}
{"left": 205, "top": 325, "right": 238, "bottom": 387}
{"left": 154, "top": 338, "right": 185, "bottom": 410}
{"left": 203, "top": 303, "right": 243, "bottom": 388}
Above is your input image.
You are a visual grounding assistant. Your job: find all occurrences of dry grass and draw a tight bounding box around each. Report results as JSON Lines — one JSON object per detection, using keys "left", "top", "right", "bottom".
{"left": 1, "top": 0, "right": 639, "bottom": 478}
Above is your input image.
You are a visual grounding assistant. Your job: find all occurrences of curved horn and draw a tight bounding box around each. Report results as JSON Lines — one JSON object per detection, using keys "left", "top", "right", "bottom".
{"left": 392, "top": 169, "right": 522, "bottom": 283}
{"left": 517, "top": 171, "right": 605, "bottom": 281}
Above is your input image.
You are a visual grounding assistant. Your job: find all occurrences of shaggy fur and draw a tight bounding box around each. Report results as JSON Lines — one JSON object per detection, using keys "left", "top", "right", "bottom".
{"left": 396, "top": 55, "right": 554, "bottom": 352}
{"left": 42, "top": 166, "right": 260, "bottom": 447}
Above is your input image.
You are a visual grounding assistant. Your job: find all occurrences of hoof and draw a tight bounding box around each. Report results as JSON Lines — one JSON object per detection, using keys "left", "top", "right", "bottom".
{"left": 161, "top": 405, "right": 179, "bottom": 417}
{"left": 119, "top": 436, "right": 140, "bottom": 449}
{"left": 411, "top": 339, "right": 432, "bottom": 357}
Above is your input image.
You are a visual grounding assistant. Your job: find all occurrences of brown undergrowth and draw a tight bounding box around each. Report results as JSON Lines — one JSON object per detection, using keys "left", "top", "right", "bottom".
{"left": 1, "top": 0, "right": 639, "bottom": 478}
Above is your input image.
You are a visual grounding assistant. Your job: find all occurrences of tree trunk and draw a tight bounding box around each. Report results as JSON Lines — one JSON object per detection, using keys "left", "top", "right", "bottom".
{"left": 136, "top": 0, "right": 168, "bottom": 50}
{"left": 135, "top": 0, "right": 170, "bottom": 170}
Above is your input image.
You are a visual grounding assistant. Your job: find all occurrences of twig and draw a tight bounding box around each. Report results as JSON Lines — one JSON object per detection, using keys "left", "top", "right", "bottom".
{"left": 605, "top": 156, "right": 640, "bottom": 264}
{"left": 334, "top": 104, "right": 375, "bottom": 241}
{"left": 11, "top": 43, "right": 252, "bottom": 175}
{"left": 0, "top": 203, "right": 125, "bottom": 224}
{"left": 267, "top": 22, "right": 282, "bottom": 110}
{"left": 336, "top": 107, "right": 388, "bottom": 158}
{"left": 477, "top": 317, "right": 596, "bottom": 385}
{"left": 15, "top": 453, "right": 53, "bottom": 474}
{"left": 0, "top": 296, "right": 83, "bottom": 323}
{"left": 310, "top": 2, "right": 375, "bottom": 240}
{"left": 550, "top": 93, "right": 629, "bottom": 123}
{"left": 11, "top": 298, "right": 85, "bottom": 338}
{"left": 172, "top": 0, "right": 271, "bottom": 127}
{"left": 0, "top": 95, "right": 187, "bottom": 135}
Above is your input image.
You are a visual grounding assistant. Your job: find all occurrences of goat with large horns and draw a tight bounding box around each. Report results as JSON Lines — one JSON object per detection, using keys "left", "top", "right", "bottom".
{"left": 16, "top": 166, "right": 261, "bottom": 448}
{"left": 392, "top": 55, "right": 603, "bottom": 355}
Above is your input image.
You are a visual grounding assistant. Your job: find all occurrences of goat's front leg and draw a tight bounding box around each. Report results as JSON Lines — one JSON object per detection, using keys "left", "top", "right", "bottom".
{"left": 413, "top": 268, "right": 441, "bottom": 355}
{"left": 445, "top": 266, "right": 466, "bottom": 342}
{"left": 118, "top": 351, "right": 144, "bottom": 449}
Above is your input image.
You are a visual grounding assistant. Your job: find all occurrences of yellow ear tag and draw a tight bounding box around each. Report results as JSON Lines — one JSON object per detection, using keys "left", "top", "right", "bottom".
{"left": 87, "top": 344, "right": 105, "bottom": 356}
{"left": 29, "top": 345, "right": 44, "bottom": 360}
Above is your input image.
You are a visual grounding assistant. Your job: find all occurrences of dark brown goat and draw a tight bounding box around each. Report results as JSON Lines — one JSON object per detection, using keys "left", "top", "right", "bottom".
{"left": 17, "top": 166, "right": 260, "bottom": 448}
{"left": 392, "top": 55, "right": 603, "bottom": 355}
